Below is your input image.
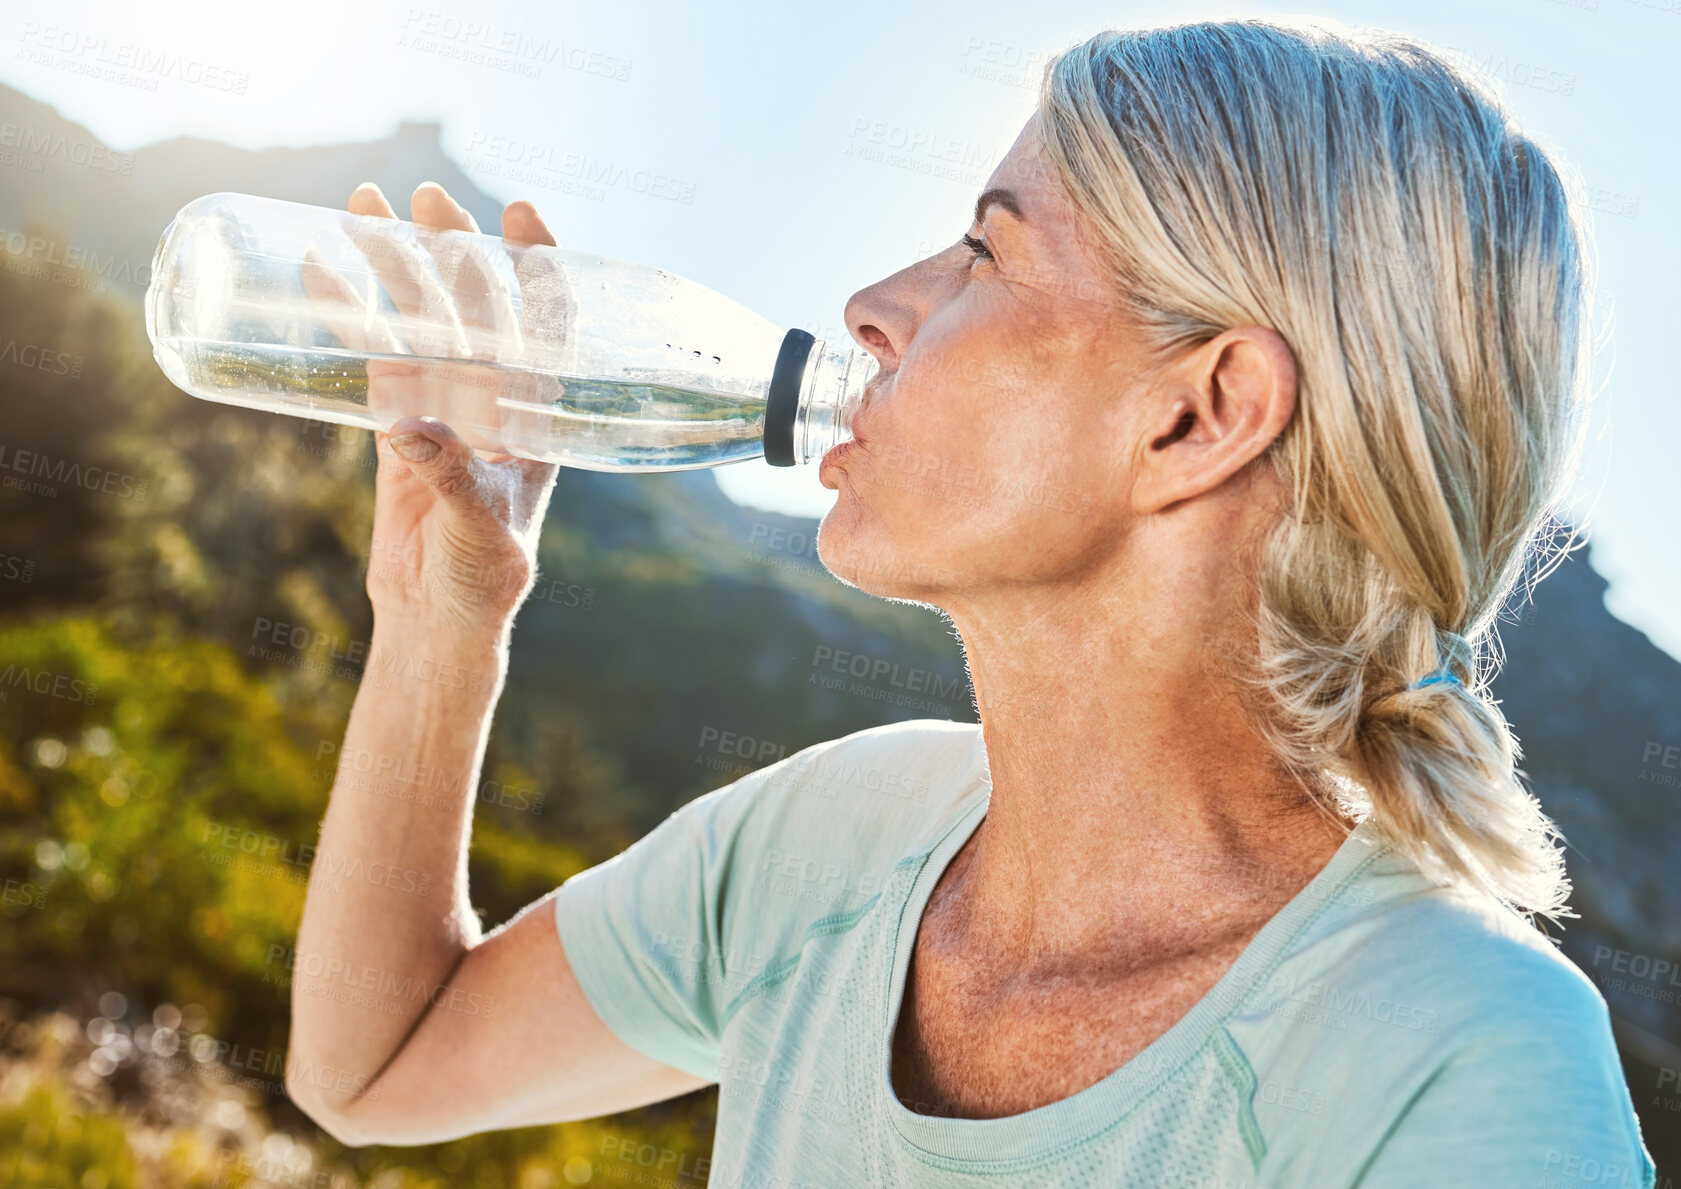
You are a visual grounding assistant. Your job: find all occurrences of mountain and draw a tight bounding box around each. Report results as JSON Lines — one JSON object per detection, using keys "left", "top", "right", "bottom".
{"left": 0, "top": 81, "right": 503, "bottom": 293}
{"left": 1489, "top": 546, "right": 1681, "bottom": 1087}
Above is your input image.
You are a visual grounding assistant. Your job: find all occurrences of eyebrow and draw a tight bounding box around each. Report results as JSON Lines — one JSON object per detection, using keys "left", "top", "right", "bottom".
{"left": 973, "top": 187, "right": 1025, "bottom": 227}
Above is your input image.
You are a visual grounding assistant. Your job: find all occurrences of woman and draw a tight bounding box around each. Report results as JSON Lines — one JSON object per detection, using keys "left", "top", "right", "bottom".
{"left": 286, "top": 18, "right": 1657, "bottom": 1186}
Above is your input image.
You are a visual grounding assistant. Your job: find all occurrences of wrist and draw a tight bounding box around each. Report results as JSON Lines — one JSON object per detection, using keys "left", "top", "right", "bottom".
{"left": 367, "top": 612, "right": 510, "bottom": 697}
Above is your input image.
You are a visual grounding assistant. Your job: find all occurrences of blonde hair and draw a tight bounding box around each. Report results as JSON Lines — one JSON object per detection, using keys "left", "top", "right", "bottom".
{"left": 1039, "top": 20, "right": 1595, "bottom": 925}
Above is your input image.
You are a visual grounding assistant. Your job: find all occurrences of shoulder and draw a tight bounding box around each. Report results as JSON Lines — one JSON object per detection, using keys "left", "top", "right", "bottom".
{"left": 1249, "top": 843, "right": 1613, "bottom": 1049}
{"left": 549, "top": 719, "right": 988, "bottom": 1069}
{"left": 684, "top": 718, "right": 987, "bottom": 879}
{"left": 1239, "top": 866, "right": 1652, "bottom": 1183}
{"left": 692, "top": 719, "right": 981, "bottom": 850}
{"left": 1349, "top": 876, "right": 1612, "bottom": 1044}
{"left": 1350, "top": 890, "right": 1651, "bottom": 1182}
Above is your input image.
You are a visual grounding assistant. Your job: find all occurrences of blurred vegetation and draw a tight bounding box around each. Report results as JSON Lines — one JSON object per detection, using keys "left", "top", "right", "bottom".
{"left": 0, "top": 220, "right": 717, "bottom": 1182}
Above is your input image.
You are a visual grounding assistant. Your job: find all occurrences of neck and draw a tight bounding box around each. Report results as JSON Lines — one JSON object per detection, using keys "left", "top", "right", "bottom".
{"left": 937, "top": 531, "right": 1356, "bottom": 972}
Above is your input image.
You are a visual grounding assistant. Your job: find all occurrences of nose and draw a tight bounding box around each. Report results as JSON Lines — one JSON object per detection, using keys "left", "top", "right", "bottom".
{"left": 843, "top": 253, "right": 947, "bottom": 375}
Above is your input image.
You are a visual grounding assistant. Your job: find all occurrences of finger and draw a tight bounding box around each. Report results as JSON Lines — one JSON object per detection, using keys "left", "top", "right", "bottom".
{"left": 381, "top": 416, "right": 496, "bottom": 523}
{"left": 339, "top": 182, "right": 463, "bottom": 344}
{"left": 344, "top": 182, "right": 468, "bottom": 342}
{"left": 405, "top": 186, "right": 534, "bottom": 455}
{"left": 511, "top": 237, "right": 578, "bottom": 374}
{"left": 409, "top": 185, "right": 517, "bottom": 351}
{"left": 503, "top": 237, "right": 578, "bottom": 460}
{"left": 349, "top": 181, "right": 397, "bottom": 219}
{"left": 345, "top": 222, "right": 456, "bottom": 323}
{"left": 346, "top": 183, "right": 475, "bottom": 338}
{"left": 301, "top": 245, "right": 404, "bottom": 355}
{"left": 364, "top": 358, "right": 440, "bottom": 428}
{"left": 301, "top": 245, "right": 369, "bottom": 353}
{"left": 435, "top": 232, "right": 521, "bottom": 351}
{"left": 502, "top": 200, "right": 557, "bottom": 248}
{"left": 344, "top": 230, "right": 470, "bottom": 361}
{"left": 410, "top": 182, "right": 478, "bottom": 233}
{"left": 493, "top": 204, "right": 572, "bottom": 453}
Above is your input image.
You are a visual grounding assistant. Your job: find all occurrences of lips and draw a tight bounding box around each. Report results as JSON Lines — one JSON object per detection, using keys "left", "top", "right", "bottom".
{"left": 822, "top": 375, "right": 881, "bottom": 478}
{"left": 819, "top": 438, "right": 858, "bottom": 476}
{"left": 846, "top": 379, "right": 882, "bottom": 447}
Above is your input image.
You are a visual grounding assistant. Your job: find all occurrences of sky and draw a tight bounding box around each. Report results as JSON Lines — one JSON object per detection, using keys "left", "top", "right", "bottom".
{"left": 3, "top": 0, "right": 1676, "bottom": 657}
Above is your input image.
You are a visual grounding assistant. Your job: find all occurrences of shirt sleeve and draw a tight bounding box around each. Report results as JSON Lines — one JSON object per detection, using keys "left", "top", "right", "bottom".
{"left": 550, "top": 719, "right": 979, "bottom": 1087}
{"left": 1350, "top": 999, "right": 1656, "bottom": 1189}
{"left": 551, "top": 772, "right": 766, "bottom": 1084}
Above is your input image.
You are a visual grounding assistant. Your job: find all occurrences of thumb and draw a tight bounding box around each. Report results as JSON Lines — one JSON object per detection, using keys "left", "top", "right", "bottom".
{"left": 383, "top": 417, "right": 488, "bottom": 512}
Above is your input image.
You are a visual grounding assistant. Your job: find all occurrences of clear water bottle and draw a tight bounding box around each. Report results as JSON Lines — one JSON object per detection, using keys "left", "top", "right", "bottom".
{"left": 143, "top": 192, "right": 876, "bottom": 471}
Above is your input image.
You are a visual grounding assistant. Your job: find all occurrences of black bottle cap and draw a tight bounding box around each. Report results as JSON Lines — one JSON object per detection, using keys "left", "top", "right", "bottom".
{"left": 763, "top": 328, "right": 815, "bottom": 467}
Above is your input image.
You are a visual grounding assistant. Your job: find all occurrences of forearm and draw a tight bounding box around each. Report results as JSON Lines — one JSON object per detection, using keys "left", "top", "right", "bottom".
{"left": 288, "top": 613, "right": 509, "bottom": 1115}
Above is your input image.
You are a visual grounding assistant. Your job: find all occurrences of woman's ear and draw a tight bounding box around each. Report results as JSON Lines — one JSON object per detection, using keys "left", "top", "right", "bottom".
{"left": 1130, "top": 326, "right": 1298, "bottom": 514}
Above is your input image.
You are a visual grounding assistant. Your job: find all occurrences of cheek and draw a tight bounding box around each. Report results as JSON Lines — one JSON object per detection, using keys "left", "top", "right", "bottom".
{"left": 883, "top": 315, "right": 1042, "bottom": 462}
{"left": 826, "top": 302, "right": 1119, "bottom": 572}
{"left": 885, "top": 328, "right": 1090, "bottom": 503}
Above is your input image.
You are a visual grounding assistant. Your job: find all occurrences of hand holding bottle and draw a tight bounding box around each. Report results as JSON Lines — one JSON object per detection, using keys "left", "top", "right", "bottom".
{"left": 326, "top": 181, "right": 563, "bottom": 637}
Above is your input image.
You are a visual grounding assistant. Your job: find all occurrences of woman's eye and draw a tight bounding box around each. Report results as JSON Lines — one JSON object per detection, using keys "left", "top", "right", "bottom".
{"left": 960, "top": 233, "right": 993, "bottom": 262}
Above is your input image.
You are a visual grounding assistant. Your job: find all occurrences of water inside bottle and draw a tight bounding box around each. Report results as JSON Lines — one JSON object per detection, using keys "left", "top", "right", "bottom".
{"left": 158, "top": 339, "right": 767, "bottom": 470}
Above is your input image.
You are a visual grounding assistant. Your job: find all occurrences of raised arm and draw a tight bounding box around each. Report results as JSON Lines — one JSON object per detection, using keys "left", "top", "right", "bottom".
{"left": 284, "top": 182, "right": 709, "bottom": 1147}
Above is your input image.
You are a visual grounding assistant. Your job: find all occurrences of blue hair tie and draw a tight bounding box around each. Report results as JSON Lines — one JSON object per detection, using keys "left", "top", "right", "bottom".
{"left": 1410, "top": 669, "right": 1462, "bottom": 691}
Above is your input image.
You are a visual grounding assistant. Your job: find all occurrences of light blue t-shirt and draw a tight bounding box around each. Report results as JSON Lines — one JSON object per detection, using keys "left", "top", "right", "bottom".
{"left": 554, "top": 719, "right": 1656, "bottom": 1187}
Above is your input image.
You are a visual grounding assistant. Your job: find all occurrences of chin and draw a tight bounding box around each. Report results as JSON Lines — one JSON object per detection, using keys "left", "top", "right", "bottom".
{"left": 815, "top": 512, "right": 879, "bottom": 594}
{"left": 814, "top": 512, "right": 855, "bottom": 582}
{"left": 817, "top": 497, "right": 943, "bottom": 602}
